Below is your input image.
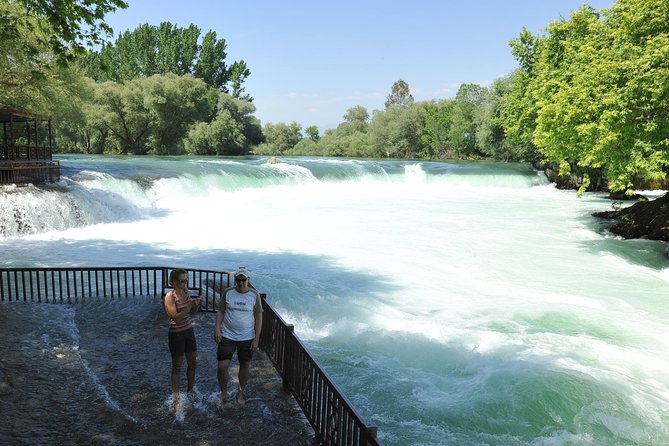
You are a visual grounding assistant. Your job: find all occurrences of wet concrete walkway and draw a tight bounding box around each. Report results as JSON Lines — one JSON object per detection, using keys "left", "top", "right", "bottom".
{"left": 215, "top": 349, "right": 316, "bottom": 446}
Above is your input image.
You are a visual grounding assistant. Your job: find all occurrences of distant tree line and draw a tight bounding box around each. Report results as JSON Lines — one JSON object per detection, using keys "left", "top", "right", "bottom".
{"left": 257, "top": 0, "right": 669, "bottom": 195}
{"left": 255, "top": 79, "right": 519, "bottom": 162}
{"left": 1, "top": 0, "right": 667, "bottom": 194}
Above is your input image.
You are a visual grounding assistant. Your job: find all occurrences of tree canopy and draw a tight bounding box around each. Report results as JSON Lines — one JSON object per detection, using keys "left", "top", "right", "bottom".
{"left": 505, "top": 0, "right": 669, "bottom": 194}
{"left": 83, "top": 22, "right": 250, "bottom": 94}
{"left": 15, "top": 0, "right": 127, "bottom": 66}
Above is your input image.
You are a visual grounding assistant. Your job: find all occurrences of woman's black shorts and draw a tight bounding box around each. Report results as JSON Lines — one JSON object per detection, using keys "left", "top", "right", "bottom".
{"left": 168, "top": 327, "right": 197, "bottom": 357}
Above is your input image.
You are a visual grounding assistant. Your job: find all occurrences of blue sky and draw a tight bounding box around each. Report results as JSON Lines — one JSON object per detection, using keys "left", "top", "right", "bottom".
{"left": 104, "top": 0, "right": 615, "bottom": 132}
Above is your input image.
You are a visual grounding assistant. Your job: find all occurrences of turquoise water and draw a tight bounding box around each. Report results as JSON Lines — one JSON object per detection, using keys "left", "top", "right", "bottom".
{"left": 1, "top": 155, "right": 668, "bottom": 445}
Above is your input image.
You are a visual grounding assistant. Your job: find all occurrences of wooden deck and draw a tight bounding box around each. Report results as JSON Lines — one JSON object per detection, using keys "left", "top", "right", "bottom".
{"left": 0, "top": 108, "right": 60, "bottom": 184}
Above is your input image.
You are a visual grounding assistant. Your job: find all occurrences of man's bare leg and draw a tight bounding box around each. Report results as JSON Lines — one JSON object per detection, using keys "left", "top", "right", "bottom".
{"left": 217, "top": 359, "right": 231, "bottom": 401}
{"left": 237, "top": 361, "right": 250, "bottom": 404}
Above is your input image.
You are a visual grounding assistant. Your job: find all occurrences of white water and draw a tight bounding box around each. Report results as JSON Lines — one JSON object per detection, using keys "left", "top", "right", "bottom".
{"left": 1, "top": 155, "right": 668, "bottom": 445}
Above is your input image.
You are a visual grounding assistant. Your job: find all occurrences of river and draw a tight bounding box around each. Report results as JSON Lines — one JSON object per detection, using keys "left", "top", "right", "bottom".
{"left": 1, "top": 155, "right": 667, "bottom": 445}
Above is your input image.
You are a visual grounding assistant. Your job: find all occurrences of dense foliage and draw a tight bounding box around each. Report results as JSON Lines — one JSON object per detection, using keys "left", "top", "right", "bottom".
{"left": 502, "top": 0, "right": 669, "bottom": 194}
{"left": 1, "top": 0, "right": 667, "bottom": 193}
{"left": 82, "top": 22, "right": 251, "bottom": 97}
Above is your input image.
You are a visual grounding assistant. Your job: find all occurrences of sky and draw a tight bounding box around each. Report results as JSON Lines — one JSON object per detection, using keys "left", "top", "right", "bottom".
{"left": 103, "top": 0, "right": 615, "bottom": 132}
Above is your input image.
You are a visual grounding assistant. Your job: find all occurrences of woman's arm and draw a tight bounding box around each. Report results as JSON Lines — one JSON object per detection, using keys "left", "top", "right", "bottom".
{"left": 164, "top": 291, "right": 195, "bottom": 321}
{"left": 189, "top": 295, "right": 203, "bottom": 315}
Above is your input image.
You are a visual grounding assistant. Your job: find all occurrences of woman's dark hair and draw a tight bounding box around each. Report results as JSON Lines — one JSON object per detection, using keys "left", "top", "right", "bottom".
{"left": 169, "top": 268, "right": 187, "bottom": 287}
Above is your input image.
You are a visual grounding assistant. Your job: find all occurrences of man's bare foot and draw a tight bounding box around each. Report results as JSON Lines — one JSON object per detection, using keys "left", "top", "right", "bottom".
{"left": 236, "top": 389, "right": 246, "bottom": 405}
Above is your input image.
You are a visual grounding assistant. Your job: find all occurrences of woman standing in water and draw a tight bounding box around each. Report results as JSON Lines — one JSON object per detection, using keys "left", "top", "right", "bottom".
{"left": 164, "top": 268, "right": 202, "bottom": 401}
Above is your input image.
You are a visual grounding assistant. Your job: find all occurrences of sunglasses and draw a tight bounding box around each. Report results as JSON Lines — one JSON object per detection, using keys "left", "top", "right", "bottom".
{"left": 235, "top": 277, "right": 248, "bottom": 282}
{"left": 179, "top": 279, "right": 188, "bottom": 284}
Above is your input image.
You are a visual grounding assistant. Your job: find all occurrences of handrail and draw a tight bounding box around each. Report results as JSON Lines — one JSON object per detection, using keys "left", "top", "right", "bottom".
{"left": 0, "top": 266, "right": 232, "bottom": 311}
{"left": 260, "top": 296, "right": 382, "bottom": 446}
{"left": 0, "top": 159, "right": 60, "bottom": 184}
{"left": 0, "top": 266, "right": 165, "bottom": 304}
{"left": 0, "top": 266, "right": 383, "bottom": 446}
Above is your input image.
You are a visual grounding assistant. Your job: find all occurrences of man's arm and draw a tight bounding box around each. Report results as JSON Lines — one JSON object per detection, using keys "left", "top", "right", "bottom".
{"left": 214, "top": 290, "right": 228, "bottom": 343}
{"left": 252, "top": 311, "right": 262, "bottom": 350}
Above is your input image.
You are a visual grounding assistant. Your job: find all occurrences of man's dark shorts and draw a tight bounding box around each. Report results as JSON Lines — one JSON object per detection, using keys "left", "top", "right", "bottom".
{"left": 168, "top": 327, "right": 197, "bottom": 357}
{"left": 217, "top": 337, "right": 253, "bottom": 362}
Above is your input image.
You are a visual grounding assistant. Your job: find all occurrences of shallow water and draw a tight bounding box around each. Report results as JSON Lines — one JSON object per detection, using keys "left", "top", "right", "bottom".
{"left": 0, "top": 300, "right": 312, "bottom": 445}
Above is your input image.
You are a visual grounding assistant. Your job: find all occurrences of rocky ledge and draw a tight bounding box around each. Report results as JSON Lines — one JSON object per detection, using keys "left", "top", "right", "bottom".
{"left": 594, "top": 192, "right": 669, "bottom": 242}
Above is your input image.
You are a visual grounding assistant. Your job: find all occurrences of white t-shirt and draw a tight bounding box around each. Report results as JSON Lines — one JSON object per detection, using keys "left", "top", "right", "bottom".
{"left": 221, "top": 288, "right": 262, "bottom": 341}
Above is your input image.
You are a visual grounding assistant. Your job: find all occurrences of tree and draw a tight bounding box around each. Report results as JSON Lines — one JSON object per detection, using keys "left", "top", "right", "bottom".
{"left": 229, "top": 60, "right": 252, "bottom": 99}
{"left": 474, "top": 76, "right": 527, "bottom": 161}
{"left": 1, "top": 1, "right": 123, "bottom": 114}
{"left": 421, "top": 99, "right": 455, "bottom": 159}
{"left": 143, "top": 74, "right": 213, "bottom": 154}
{"left": 449, "top": 83, "right": 484, "bottom": 157}
{"left": 369, "top": 104, "right": 425, "bottom": 158}
{"left": 94, "top": 80, "right": 153, "bottom": 154}
{"left": 499, "top": 69, "right": 539, "bottom": 158}
{"left": 16, "top": 0, "right": 127, "bottom": 66}
{"left": 84, "top": 24, "right": 248, "bottom": 93}
{"left": 385, "top": 79, "right": 414, "bottom": 109}
{"left": 187, "top": 92, "right": 263, "bottom": 155}
{"left": 256, "top": 122, "right": 302, "bottom": 154}
{"left": 194, "top": 30, "right": 229, "bottom": 90}
{"left": 304, "top": 125, "right": 320, "bottom": 141}
{"left": 520, "top": 0, "right": 669, "bottom": 194}
{"left": 342, "top": 106, "right": 370, "bottom": 134}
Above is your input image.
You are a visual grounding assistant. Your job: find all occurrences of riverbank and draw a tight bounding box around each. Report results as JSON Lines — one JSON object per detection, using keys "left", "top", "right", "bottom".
{"left": 594, "top": 191, "right": 669, "bottom": 242}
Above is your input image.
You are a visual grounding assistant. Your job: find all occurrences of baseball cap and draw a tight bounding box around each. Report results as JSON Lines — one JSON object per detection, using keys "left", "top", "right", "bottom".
{"left": 235, "top": 266, "right": 250, "bottom": 279}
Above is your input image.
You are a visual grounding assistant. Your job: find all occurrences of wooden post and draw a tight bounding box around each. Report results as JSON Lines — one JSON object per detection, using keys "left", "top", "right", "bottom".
{"left": 33, "top": 119, "right": 38, "bottom": 159}
{"left": 47, "top": 118, "right": 52, "bottom": 158}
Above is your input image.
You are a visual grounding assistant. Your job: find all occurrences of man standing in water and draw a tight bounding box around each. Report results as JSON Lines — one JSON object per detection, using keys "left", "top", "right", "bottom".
{"left": 214, "top": 267, "right": 263, "bottom": 404}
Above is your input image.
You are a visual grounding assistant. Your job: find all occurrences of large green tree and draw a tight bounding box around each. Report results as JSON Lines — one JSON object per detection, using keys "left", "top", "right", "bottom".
{"left": 420, "top": 99, "right": 455, "bottom": 159}
{"left": 508, "top": 0, "right": 669, "bottom": 194}
{"left": 185, "top": 92, "right": 262, "bottom": 155}
{"left": 475, "top": 76, "right": 527, "bottom": 161}
{"left": 449, "top": 83, "right": 485, "bottom": 158}
{"left": 1, "top": 0, "right": 124, "bottom": 114}
{"left": 64, "top": 74, "right": 216, "bottom": 155}
{"left": 15, "top": 0, "right": 127, "bottom": 66}
{"left": 368, "top": 103, "right": 425, "bottom": 158}
{"left": 84, "top": 23, "right": 249, "bottom": 93}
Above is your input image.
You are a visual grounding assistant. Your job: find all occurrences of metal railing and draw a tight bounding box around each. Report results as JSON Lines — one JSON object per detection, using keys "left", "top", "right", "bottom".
{"left": 0, "top": 266, "right": 383, "bottom": 446}
{"left": 0, "top": 266, "right": 233, "bottom": 311}
{"left": 261, "top": 297, "right": 382, "bottom": 446}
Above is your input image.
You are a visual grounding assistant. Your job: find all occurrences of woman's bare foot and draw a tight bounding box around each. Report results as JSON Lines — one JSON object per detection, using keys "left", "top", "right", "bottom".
{"left": 236, "top": 387, "right": 246, "bottom": 405}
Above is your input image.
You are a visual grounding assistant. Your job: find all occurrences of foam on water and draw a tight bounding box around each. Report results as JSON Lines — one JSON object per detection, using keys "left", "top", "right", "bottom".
{"left": 2, "top": 155, "right": 668, "bottom": 445}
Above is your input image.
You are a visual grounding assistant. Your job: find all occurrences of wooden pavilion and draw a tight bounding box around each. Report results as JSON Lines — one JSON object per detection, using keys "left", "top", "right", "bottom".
{"left": 0, "top": 108, "right": 60, "bottom": 184}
